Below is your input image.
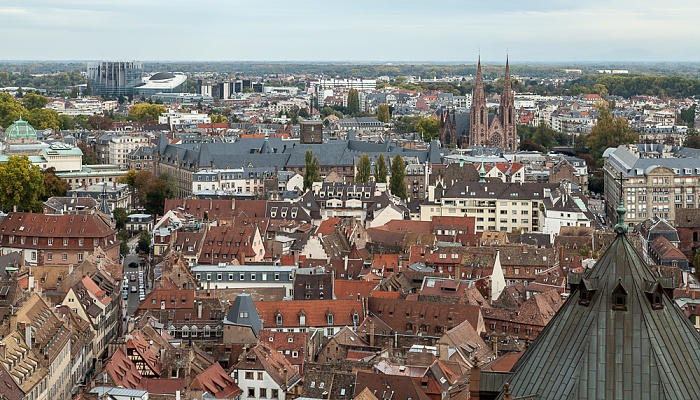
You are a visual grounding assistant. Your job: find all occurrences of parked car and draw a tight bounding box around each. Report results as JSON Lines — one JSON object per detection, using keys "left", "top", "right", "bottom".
{"left": 123, "top": 292, "right": 128, "bottom": 300}
{"left": 131, "top": 285, "right": 138, "bottom": 293}
{"left": 129, "top": 262, "right": 138, "bottom": 268}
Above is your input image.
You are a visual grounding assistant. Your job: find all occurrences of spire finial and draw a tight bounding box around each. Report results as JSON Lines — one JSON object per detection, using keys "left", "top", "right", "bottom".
{"left": 613, "top": 172, "right": 628, "bottom": 235}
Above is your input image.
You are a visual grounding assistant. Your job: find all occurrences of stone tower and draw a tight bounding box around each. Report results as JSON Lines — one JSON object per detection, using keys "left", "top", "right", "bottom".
{"left": 498, "top": 57, "right": 517, "bottom": 151}
{"left": 469, "top": 56, "right": 488, "bottom": 147}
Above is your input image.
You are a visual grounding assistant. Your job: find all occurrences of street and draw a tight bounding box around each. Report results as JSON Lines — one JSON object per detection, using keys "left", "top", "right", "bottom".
{"left": 120, "top": 236, "right": 150, "bottom": 334}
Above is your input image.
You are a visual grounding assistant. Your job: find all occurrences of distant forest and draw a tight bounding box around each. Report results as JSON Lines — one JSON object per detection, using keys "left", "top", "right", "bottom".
{"left": 2, "top": 61, "right": 700, "bottom": 98}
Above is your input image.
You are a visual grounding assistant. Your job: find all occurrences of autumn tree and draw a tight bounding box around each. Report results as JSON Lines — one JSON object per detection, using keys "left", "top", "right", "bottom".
{"left": 586, "top": 102, "right": 638, "bottom": 164}
{"left": 0, "top": 155, "right": 44, "bottom": 212}
{"left": 42, "top": 167, "right": 70, "bottom": 199}
{"left": 128, "top": 103, "right": 166, "bottom": 122}
{"left": 0, "top": 92, "right": 28, "bottom": 128}
{"left": 304, "top": 150, "right": 320, "bottom": 190}
{"left": 21, "top": 93, "right": 49, "bottom": 111}
{"left": 356, "top": 154, "right": 372, "bottom": 183}
{"left": 346, "top": 89, "right": 360, "bottom": 115}
{"left": 374, "top": 154, "right": 388, "bottom": 184}
{"left": 87, "top": 115, "right": 114, "bottom": 130}
{"left": 416, "top": 117, "right": 440, "bottom": 142}
{"left": 26, "top": 108, "right": 60, "bottom": 131}
{"left": 78, "top": 142, "right": 98, "bottom": 164}
{"left": 376, "top": 103, "right": 390, "bottom": 123}
{"left": 389, "top": 155, "right": 407, "bottom": 200}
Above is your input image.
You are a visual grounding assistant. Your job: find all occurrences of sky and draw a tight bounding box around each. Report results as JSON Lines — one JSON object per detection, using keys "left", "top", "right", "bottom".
{"left": 1, "top": 0, "right": 699, "bottom": 62}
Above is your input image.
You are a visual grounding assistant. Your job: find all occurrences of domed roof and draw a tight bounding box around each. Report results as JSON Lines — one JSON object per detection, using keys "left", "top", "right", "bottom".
{"left": 149, "top": 72, "right": 176, "bottom": 81}
{"left": 5, "top": 115, "right": 37, "bottom": 140}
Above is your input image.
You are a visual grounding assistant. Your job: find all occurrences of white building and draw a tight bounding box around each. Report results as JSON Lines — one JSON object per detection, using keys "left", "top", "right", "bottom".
{"left": 158, "top": 109, "right": 211, "bottom": 130}
{"left": 192, "top": 265, "right": 296, "bottom": 296}
{"left": 107, "top": 135, "right": 150, "bottom": 169}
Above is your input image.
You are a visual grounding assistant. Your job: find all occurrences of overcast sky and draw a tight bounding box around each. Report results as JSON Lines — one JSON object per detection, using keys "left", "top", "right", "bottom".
{"left": 2, "top": 0, "right": 699, "bottom": 62}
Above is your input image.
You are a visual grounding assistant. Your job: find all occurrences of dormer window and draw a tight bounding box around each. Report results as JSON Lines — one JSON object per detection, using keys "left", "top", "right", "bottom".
{"left": 612, "top": 281, "right": 627, "bottom": 311}
{"left": 276, "top": 313, "right": 283, "bottom": 327}
{"left": 327, "top": 312, "right": 334, "bottom": 326}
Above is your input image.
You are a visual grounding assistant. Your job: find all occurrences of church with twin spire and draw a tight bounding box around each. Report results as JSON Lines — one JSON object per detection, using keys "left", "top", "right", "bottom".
{"left": 439, "top": 56, "right": 518, "bottom": 151}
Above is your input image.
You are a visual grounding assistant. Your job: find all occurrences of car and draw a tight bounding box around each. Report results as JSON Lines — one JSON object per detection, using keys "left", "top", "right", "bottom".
{"left": 139, "top": 294, "right": 145, "bottom": 301}
{"left": 130, "top": 275, "right": 136, "bottom": 282}
{"left": 131, "top": 285, "right": 138, "bottom": 293}
{"left": 123, "top": 292, "right": 128, "bottom": 300}
{"left": 129, "top": 261, "right": 138, "bottom": 268}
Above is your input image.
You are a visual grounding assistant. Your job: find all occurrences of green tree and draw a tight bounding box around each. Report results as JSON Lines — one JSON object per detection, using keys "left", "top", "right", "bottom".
{"left": 680, "top": 105, "right": 696, "bottom": 128}
{"left": 376, "top": 103, "right": 390, "bottom": 123}
{"left": 374, "top": 154, "right": 388, "bottom": 184}
{"left": 26, "top": 108, "right": 60, "bottom": 131}
{"left": 69, "top": 87, "right": 80, "bottom": 99}
{"left": 58, "top": 114, "right": 74, "bottom": 130}
{"left": 356, "top": 154, "right": 372, "bottom": 183}
{"left": 120, "top": 241, "right": 130, "bottom": 257}
{"left": 0, "top": 93, "right": 29, "bottom": 128}
{"left": 586, "top": 102, "right": 638, "bottom": 164}
{"left": 137, "top": 230, "right": 151, "bottom": 254}
{"left": 304, "top": 150, "right": 320, "bottom": 190}
{"left": 389, "top": 155, "right": 407, "bottom": 200}
{"left": 694, "top": 251, "right": 700, "bottom": 279}
{"left": 113, "top": 207, "right": 128, "bottom": 230}
{"left": 0, "top": 155, "right": 44, "bottom": 212}
{"left": 416, "top": 117, "right": 440, "bottom": 142}
{"left": 119, "top": 169, "right": 138, "bottom": 207}
{"left": 21, "top": 93, "right": 49, "bottom": 110}
{"left": 141, "top": 173, "right": 176, "bottom": 216}
{"left": 347, "top": 89, "right": 360, "bottom": 115}
{"left": 211, "top": 114, "right": 227, "bottom": 124}
{"left": 128, "top": 103, "right": 166, "bottom": 122}
{"left": 532, "top": 121, "right": 556, "bottom": 150}
{"left": 42, "top": 167, "right": 70, "bottom": 200}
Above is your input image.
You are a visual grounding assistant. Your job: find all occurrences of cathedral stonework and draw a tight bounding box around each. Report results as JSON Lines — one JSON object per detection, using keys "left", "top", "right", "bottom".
{"left": 469, "top": 57, "right": 518, "bottom": 151}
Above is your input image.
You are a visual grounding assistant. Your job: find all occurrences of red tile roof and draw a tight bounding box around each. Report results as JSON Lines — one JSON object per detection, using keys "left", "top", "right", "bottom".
{"left": 317, "top": 217, "right": 342, "bottom": 236}
{"left": 333, "top": 280, "right": 378, "bottom": 300}
{"left": 255, "top": 300, "right": 363, "bottom": 328}
{"left": 105, "top": 347, "right": 143, "bottom": 389}
{"left": 189, "top": 362, "right": 242, "bottom": 399}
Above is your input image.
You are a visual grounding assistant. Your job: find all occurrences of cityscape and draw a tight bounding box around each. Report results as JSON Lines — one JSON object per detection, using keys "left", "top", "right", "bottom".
{"left": 2, "top": 2, "right": 700, "bottom": 400}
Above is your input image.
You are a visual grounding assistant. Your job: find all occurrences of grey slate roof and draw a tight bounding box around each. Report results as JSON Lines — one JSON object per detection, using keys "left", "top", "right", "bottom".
{"left": 224, "top": 293, "right": 262, "bottom": 336}
{"left": 500, "top": 229, "right": 700, "bottom": 399}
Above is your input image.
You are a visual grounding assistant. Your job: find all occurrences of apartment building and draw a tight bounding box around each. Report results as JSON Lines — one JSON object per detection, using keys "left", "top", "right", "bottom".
{"left": 421, "top": 182, "right": 557, "bottom": 233}
{"left": 604, "top": 145, "right": 700, "bottom": 227}
{"left": 107, "top": 135, "right": 150, "bottom": 169}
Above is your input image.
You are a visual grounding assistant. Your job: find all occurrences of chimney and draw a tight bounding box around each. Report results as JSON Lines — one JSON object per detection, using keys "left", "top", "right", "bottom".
{"left": 283, "top": 367, "right": 288, "bottom": 389}
{"left": 491, "top": 336, "right": 498, "bottom": 355}
{"left": 469, "top": 363, "right": 481, "bottom": 400}
{"left": 0, "top": 343, "right": 5, "bottom": 360}
{"left": 369, "top": 320, "right": 375, "bottom": 347}
{"left": 197, "top": 301, "right": 203, "bottom": 319}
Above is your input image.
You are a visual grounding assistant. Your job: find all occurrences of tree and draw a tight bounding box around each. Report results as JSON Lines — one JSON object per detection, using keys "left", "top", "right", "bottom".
{"left": 137, "top": 230, "right": 151, "bottom": 254}
{"left": 0, "top": 155, "right": 44, "bottom": 212}
{"left": 128, "top": 103, "right": 166, "bottom": 122}
{"left": 376, "top": 103, "right": 390, "bottom": 123}
{"left": 416, "top": 117, "right": 440, "bottom": 142}
{"left": 586, "top": 102, "right": 638, "bottom": 165}
{"left": 346, "top": 89, "right": 360, "bottom": 115}
{"left": 119, "top": 169, "right": 138, "bottom": 207}
{"left": 356, "top": 154, "right": 372, "bottom": 183}
{"left": 0, "top": 93, "right": 29, "bottom": 128}
{"left": 140, "top": 173, "right": 176, "bottom": 216}
{"left": 686, "top": 129, "right": 700, "bottom": 149}
{"left": 69, "top": 88, "right": 80, "bottom": 99}
{"left": 87, "top": 115, "right": 114, "bottom": 130}
{"left": 42, "top": 167, "right": 70, "bottom": 200}
{"left": 78, "top": 142, "right": 98, "bottom": 164}
{"left": 374, "top": 154, "right": 388, "bottom": 184}
{"left": 389, "top": 155, "right": 407, "bottom": 200}
{"left": 21, "top": 93, "right": 48, "bottom": 110}
{"left": 113, "top": 208, "right": 128, "bottom": 230}
{"left": 58, "top": 114, "right": 74, "bottom": 130}
{"left": 694, "top": 251, "right": 700, "bottom": 279}
{"left": 26, "top": 108, "right": 60, "bottom": 131}
{"left": 211, "top": 114, "right": 227, "bottom": 124}
{"left": 304, "top": 150, "right": 320, "bottom": 190}
{"left": 532, "top": 121, "right": 556, "bottom": 150}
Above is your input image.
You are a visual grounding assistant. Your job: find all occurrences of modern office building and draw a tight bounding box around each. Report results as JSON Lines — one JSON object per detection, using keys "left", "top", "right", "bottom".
{"left": 87, "top": 61, "right": 143, "bottom": 97}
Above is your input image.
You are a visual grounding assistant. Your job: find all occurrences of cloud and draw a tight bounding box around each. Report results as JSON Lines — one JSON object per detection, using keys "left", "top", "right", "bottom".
{"left": 0, "top": 1, "right": 699, "bottom": 61}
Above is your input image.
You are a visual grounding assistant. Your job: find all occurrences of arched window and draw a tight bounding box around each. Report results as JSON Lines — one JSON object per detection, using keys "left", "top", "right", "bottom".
{"left": 276, "top": 313, "right": 283, "bottom": 327}
{"left": 181, "top": 326, "right": 189, "bottom": 337}
{"left": 204, "top": 325, "right": 211, "bottom": 337}
{"left": 694, "top": 232, "right": 698, "bottom": 242}
{"left": 480, "top": 108, "right": 485, "bottom": 124}
{"left": 191, "top": 326, "right": 198, "bottom": 337}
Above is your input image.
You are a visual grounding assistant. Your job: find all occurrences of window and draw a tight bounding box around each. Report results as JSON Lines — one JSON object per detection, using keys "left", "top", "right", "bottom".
{"left": 47, "top": 253, "right": 53, "bottom": 261}
{"left": 48, "top": 238, "right": 53, "bottom": 246}
{"left": 62, "top": 253, "right": 68, "bottom": 261}
{"left": 259, "top": 388, "right": 267, "bottom": 398}
{"left": 63, "top": 238, "right": 68, "bottom": 246}
{"left": 78, "top": 254, "right": 83, "bottom": 262}
{"left": 245, "top": 372, "right": 254, "bottom": 380}
{"left": 276, "top": 314, "right": 283, "bottom": 326}
{"left": 292, "top": 351, "right": 299, "bottom": 358}
{"left": 257, "top": 372, "right": 263, "bottom": 380}
{"left": 248, "top": 388, "right": 255, "bottom": 398}
{"left": 78, "top": 239, "right": 83, "bottom": 246}
{"left": 327, "top": 313, "right": 334, "bottom": 326}
{"left": 490, "top": 323, "right": 496, "bottom": 330}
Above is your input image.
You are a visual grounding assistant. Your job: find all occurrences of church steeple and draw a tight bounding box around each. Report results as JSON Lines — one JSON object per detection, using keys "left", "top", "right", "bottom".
{"left": 479, "top": 153, "right": 486, "bottom": 183}
{"left": 469, "top": 55, "right": 488, "bottom": 148}
{"left": 498, "top": 55, "right": 517, "bottom": 152}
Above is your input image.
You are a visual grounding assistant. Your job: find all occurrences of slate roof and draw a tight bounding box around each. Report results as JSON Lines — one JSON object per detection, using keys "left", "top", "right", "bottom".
{"left": 224, "top": 293, "right": 262, "bottom": 336}
{"left": 500, "top": 227, "right": 700, "bottom": 399}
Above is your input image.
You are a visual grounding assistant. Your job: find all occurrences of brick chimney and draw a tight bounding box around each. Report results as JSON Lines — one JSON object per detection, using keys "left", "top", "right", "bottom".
{"left": 469, "top": 362, "right": 481, "bottom": 400}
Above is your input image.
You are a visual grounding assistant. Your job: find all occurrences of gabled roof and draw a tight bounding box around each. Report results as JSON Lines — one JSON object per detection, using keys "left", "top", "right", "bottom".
{"left": 255, "top": 300, "right": 363, "bottom": 328}
{"left": 189, "top": 362, "right": 242, "bottom": 399}
{"left": 502, "top": 227, "right": 700, "bottom": 399}
{"left": 355, "top": 371, "right": 431, "bottom": 400}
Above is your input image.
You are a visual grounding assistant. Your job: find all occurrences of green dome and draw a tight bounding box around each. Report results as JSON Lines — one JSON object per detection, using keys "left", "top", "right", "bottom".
{"left": 5, "top": 115, "right": 37, "bottom": 141}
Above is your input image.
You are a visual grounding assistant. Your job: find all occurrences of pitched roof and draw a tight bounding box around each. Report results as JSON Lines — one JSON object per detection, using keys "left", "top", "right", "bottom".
{"left": 235, "top": 343, "right": 301, "bottom": 390}
{"left": 367, "top": 297, "right": 482, "bottom": 336}
{"left": 355, "top": 371, "right": 431, "bottom": 400}
{"left": 502, "top": 230, "right": 700, "bottom": 399}
{"left": 189, "top": 362, "right": 242, "bottom": 399}
{"left": 254, "top": 300, "right": 363, "bottom": 329}
{"left": 333, "top": 280, "right": 378, "bottom": 300}
{"left": 224, "top": 293, "right": 262, "bottom": 336}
